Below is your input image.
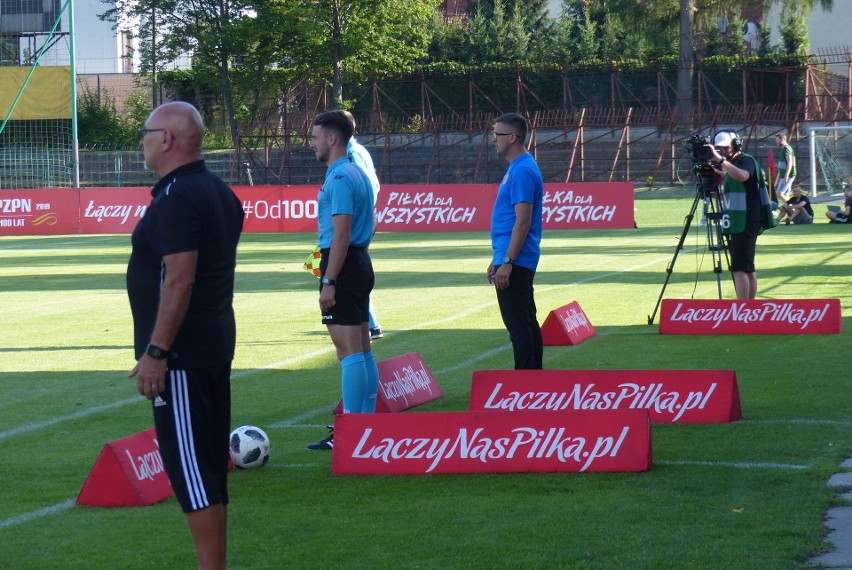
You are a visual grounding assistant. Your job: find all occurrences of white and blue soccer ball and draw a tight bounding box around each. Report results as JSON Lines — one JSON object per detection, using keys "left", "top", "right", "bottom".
{"left": 229, "top": 425, "right": 270, "bottom": 469}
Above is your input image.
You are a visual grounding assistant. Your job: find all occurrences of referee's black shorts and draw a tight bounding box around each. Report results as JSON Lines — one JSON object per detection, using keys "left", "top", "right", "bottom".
{"left": 153, "top": 363, "right": 231, "bottom": 513}
{"left": 319, "top": 246, "right": 374, "bottom": 326}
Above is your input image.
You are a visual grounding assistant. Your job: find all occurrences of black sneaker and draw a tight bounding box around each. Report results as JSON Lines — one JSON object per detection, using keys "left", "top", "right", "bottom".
{"left": 307, "top": 428, "right": 333, "bottom": 450}
{"left": 370, "top": 327, "right": 383, "bottom": 340}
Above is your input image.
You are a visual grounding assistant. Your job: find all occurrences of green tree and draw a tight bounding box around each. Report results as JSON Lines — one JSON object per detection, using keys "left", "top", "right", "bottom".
{"left": 466, "top": 0, "right": 530, "bottom": 63}
{"left": 476, "top": 0, "right": 550, "bottom": 33}
{"left": 779, "top": 13, "right": 809, "bottom": 55}
{"left": 568, "top": 0, "right": 832, "bottom": 124}
{"left": 77, "top": 86, "right": 140, "bottom": 147}
{"left": 427, "top": 13, "right": 469, "bottom": 62}
{"left": 289, "top": 0, "right": 439, "bottom": 107}
{"left": 100, "top": 0, "right": 257, "bottom": 144}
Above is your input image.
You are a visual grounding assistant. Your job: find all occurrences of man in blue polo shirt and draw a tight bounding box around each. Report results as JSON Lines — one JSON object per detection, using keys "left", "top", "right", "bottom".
{"left": 307, "top": 110, "right": 380, "bottom": 450}
{"left": 488, "top": 112, "right": 544, "bottom": 369}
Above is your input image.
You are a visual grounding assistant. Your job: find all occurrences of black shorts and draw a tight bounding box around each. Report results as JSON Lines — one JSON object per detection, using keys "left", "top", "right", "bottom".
{"left": 153, "top": 364, "right": 231, "bottom": 513}
{"left": 319, "top": 247, "right": 374, "bottom": 326}
{"left": 728, "top": 222, "right": 762, "bottom": 273}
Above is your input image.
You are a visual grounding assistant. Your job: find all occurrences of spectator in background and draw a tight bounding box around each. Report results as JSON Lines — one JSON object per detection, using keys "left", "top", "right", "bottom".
{"left": 776, "top": 185, "right": 813, "bottom": 224}
{"left": 773, "top": 133, "right": 797, "bottom": 206}
{"left": 825, "top": 185, "right": 852, "bottom": 224}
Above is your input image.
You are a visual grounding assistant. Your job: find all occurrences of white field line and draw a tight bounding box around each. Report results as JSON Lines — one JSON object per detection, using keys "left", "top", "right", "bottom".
{"left": 0, "top": 499, "right": 75, "bottom": 529}
{"left": 656, "top": 460, "right": 809, "bottom": 470}
{"left": 0, "top": 397, "right": 141, "bottom": 443}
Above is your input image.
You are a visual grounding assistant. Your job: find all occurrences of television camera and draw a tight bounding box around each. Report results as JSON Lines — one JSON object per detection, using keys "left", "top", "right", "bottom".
{"left": 683, "top": 133, "right": 719, "bottom": 194}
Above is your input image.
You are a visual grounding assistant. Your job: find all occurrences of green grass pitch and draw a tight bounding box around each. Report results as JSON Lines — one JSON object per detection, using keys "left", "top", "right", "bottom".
{"left": 0, "top": 187, "right": 850, "bottom": 568}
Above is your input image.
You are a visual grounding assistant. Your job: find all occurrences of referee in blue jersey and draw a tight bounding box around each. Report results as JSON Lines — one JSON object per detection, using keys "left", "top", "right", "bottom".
{"left": 307, "top": 111, "right": 380, "bottom": 450}
{"left": 127, "top": 101, "right": 244, "bottom": 568}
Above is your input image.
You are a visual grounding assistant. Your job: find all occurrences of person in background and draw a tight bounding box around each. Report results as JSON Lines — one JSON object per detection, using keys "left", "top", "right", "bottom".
{"left": 128, "top": 101, "right": 244, "bottom": 569}
{"left": 825, "top": 185, "right": 852, "bottom": 224}
{"left": 343, "top": 110, "right": 383, "bottom": 340}
{"left": 776, "top": 185, "right": 813, "bottom": 225}
{"left": 773, "top": 132, "right": 797, "bottom": 206}
{"left": 709, "top": 130, "right": 775, "bottom": 300}
{"left": 487, "top": 112, "right": 544, "bottom": 370}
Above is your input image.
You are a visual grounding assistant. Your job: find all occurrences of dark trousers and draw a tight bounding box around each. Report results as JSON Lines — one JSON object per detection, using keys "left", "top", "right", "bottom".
{"left": 495, "top": 265, "right": 543, "bottom": 370}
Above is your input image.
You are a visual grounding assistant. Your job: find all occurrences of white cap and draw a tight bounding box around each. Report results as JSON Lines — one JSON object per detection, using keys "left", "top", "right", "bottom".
{"left": 714, "top": 131, "right": 736, "bottom": 147}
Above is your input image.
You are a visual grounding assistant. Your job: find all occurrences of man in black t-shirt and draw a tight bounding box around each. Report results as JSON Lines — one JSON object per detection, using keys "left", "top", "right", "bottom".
{"left": 127, "top": 101, "right": 243, "bottom": 569}
{"left": 826, "top": 186, "right": 852, "bottom": 224}
{"left": 776, "top": 186, "right": 813, "bottom": 224}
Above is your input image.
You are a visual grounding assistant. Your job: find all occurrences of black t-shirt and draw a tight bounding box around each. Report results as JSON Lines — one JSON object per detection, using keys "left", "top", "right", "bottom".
{"left": 788, "top": 194, "right": 814, "bottom": 216}
{"left": 126, "top": 161, "right": 244, "bottom": 368}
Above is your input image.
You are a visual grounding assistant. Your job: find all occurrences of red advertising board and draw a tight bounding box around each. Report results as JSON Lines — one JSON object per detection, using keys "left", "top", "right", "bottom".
{"left": 79, "top": 187, "right": 151, "bottom": 234}
{"left": 332, "top": 410, "right": 651, "bottom": 475}
{"left": 334, "top": 352, "right": 443, "bottom": 414}
{"left": 0, "top": 182, "right": 634, "bottom": 235}
{"left": 77, "top": 428, "right": 173, "bottom": 507}
{"left": 659, "top": 298, "right": 842, "bottom": 335}
{"left": 541, "top": 182, "right": 634, "bottom": 229}
{"left": 541, "top": 301, "right": 596, "bottom": 346}
{"left": 375, "top": 182, "right": 634, "bottom": 231}
{"left": 0, "top": 188, "right": 80, "bottom": 235}
{"left": 469, "top": 369, "right": 741, "bottom": 424}
{"left": 235, "top": 185, "right": 319, "bottom": 233}
{"left": 376, "top": 352, "right": 443, "bottom": 412}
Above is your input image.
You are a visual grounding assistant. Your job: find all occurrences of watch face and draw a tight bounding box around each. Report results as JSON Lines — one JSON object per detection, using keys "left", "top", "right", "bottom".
{"left": 147, "top": 345, "right": 167, "bottom": 359}
{"left": 503, "top": 256, "right": 512, "bottom": 264}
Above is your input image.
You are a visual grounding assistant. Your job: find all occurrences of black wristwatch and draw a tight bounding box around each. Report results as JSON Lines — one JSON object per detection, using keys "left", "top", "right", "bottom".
{"left": 321, "top": 275, "right": 336, "bottom": 286}
{"left": 502, "top": 255, "right": 514, "bottom": 265}
{"left": 146, "top": 343, "right": 172, "bottom": 360}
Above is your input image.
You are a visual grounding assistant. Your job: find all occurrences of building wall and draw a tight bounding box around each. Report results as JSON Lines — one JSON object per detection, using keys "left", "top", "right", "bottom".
{"left": 764, "top": 2, "right": 852, "bottom": 56}
{"left": 19, "top": 0, "right": 140, "bottom": 73}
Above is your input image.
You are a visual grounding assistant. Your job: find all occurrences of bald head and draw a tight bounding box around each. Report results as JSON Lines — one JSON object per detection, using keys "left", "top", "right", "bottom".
{"left": 141, "top": 101, "right": 205, "bottom": 175}
{"left": 151, "top": 101, "right": 204, "bottom": 149}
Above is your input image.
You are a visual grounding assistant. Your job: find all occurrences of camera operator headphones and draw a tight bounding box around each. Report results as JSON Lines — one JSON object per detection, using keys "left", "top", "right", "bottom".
{"left": 714, "top": 130, "right": 742, "bottom": 152}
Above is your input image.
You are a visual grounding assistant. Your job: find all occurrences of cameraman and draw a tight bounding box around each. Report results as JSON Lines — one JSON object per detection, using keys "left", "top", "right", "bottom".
{"left": 708, "top": 131, "right": 775, "bottom": 300}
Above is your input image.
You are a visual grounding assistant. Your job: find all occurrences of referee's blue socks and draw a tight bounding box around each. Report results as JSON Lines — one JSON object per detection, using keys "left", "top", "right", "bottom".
{"left": 362, "top": 351, "right": 379, "bottom": 413}
{"left": 341, "top": 352, "right": 367, "bottom": 414}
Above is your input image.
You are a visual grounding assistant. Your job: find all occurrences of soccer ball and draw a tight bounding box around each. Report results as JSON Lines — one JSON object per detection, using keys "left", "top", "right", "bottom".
{"left": 229, "top": 425, "right": 270, "bottom": 469}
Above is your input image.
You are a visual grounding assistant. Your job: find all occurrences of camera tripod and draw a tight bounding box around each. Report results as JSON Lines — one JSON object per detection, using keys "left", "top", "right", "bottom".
{"left": 647, "top": 178, "right": 732, "bottom": 325}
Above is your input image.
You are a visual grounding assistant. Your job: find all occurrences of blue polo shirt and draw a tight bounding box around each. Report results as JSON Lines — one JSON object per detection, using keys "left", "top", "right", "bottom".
{"left": 317, "top": 157, "right": 375, "bottom": 248}
{"left": 490, "top": 152, "right": 544, "bottom": 271}
{"left": 347, "top": 138, "right": 380, "bottom": 201}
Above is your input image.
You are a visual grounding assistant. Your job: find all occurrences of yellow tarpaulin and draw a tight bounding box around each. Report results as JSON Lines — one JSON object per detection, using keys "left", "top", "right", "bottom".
{"left": 0, "top": 66, "right": 72, "bottom": 120}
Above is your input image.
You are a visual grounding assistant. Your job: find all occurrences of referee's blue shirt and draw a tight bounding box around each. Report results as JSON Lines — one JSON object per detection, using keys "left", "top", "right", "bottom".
{"left": 317, "top": 157, "right": 375, "bottom": 248}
